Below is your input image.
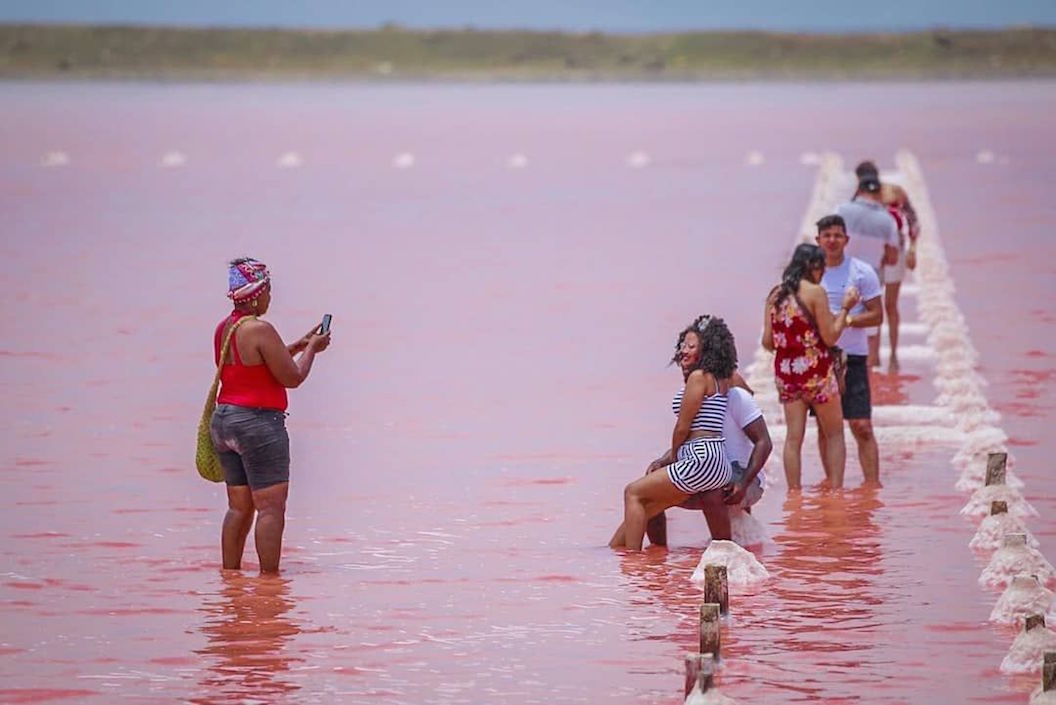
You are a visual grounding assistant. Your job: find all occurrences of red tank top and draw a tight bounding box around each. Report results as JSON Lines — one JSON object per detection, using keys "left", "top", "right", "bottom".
{"left": 214, "top": 312, "right": 288, "bottom": 411}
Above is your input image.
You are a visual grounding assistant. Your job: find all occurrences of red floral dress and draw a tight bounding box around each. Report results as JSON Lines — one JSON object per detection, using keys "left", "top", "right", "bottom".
{"left": 770, "top": 295, "right": 838, "bottom": 404}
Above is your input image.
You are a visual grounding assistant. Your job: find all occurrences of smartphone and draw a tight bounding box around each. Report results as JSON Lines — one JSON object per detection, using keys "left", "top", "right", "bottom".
{"left": 318, "top": 313, "right": 332, "bottom": 335}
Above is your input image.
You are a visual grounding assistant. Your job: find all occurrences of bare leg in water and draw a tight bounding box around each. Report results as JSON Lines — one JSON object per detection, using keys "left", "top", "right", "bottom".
{"left": 609, "top": 470, "right": 690, "bottom": 551}
{"left": 885, "top": 281, "right": 901, "bottom": 371}
{"left": 813, "top": 397, "right": 848, "bottom": 489}
{"left": 250, "top": 482, "right": 288, "bottom": 573}
{"left": 221, "top": 485, "right": 255, "bottom": 570}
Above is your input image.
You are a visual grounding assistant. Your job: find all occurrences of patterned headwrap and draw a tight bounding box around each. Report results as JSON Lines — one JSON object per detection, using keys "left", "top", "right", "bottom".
{"left": 227, "top": 258, "right": 270, "bottom": 303}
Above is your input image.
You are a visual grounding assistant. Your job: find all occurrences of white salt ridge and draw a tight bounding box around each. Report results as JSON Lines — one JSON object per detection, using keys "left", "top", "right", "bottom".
{"left": 971, "top": 514, "right": 1040, "bottom": 551}
{"left": 976, "top": 149, "right": 996, "bottom": 164}
{"left": 961, "top": 484, "right": 1037, "bottom": 520}
{"left": 745, "top": 150, "right": 765, "bottom": 166}
{"left": 952, "top": 443, "right": 1012, "bottom": 472}
{"left": 980, "top": 544, "right": 1055, "bottom": 589}
{"left": 160, "top": 151, "right": 186, "bottom": 168}
{"left": 990, "top": 576, "right": 1056, "bottom": 625}
{"left": 276, "top": 151, "right": 302, "bottom": 168}
{"left": 626, "top": 150, "right": 651, "bottom": 168}
{"left": 956, "top": 466, "right": 1025, "bottom": 492}
{"left": 880, "top": 344, "right": 934, "bottom": 362}
{"left": 393, "top": 152, "right": 415, "bottom": 169}
{"left": 729, "top": 510, "right": 769, "bottom": 548}
{"left": 690, "top": 540, "right": 769, "bottom": 587}
{"left": 506, "top": 153, "right": 528, "bottom": 169}
{"left": 1000, "top": 625, "right": 1056, "bottom": 674}
{"left": 41, "top": 151, "right": 69, "bottom": 167}
{"left": 685, "top": 684, "right": 738, "bottom": 705}
{"left": 1030, "top": 687, "right": 1056, "bottom": 704}
{"left": 872, "top": 405, "right": 954, "bottom": 427}
{"left": 799, "top": 151, "right": 821, "bottom": 166}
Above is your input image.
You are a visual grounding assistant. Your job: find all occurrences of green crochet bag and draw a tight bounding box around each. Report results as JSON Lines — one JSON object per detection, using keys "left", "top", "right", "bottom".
{"left": 196, "top": 316, "right": 255, "bottom": 482}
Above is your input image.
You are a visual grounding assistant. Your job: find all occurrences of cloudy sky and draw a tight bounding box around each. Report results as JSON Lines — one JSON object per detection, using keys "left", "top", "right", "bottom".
{"left": 2, "top": 0, "right": 1054, "bottom": 33}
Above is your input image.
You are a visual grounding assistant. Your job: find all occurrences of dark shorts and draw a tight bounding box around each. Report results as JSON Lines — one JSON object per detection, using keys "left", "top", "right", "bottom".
{"left": 841, "top": 355, "right": 872, "bottom": 420}
{"left": 210, "top": 404, "right": 290, "bottom": 490}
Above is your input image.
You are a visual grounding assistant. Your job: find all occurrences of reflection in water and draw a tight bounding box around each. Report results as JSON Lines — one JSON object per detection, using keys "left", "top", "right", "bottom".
{"left": 193, "top": 573, "right": 303, "bottom": 704}
{"left": 762, "top": 489, "right": 885, "bottom": 699}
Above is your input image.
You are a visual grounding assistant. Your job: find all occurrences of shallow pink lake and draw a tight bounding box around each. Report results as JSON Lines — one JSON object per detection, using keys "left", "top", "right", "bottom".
{"left": 0, "top": 81, "right": 1054, "bottom": 704}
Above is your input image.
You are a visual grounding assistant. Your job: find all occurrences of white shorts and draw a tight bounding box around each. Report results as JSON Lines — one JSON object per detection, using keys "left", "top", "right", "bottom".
{"left": 880, "top": 246, "right": 906, "bottom": 285}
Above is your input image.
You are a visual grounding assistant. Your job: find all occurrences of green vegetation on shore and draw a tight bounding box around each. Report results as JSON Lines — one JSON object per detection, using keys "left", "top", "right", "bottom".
{"left": 2, "top": 24, "right": 1056, "bottom": 80}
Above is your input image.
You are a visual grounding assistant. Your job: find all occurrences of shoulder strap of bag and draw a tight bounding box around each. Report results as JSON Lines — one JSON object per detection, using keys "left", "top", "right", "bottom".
{"left": 206, "top": 315, "right": 257, "bottom": 402}
{"left": 792, "top": 291, "right": 822, "bottom": 335}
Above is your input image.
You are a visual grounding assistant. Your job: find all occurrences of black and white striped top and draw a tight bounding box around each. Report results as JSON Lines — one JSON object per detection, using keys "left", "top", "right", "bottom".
{"left": 672, "top": 386, "right": 728, "bottom": 435}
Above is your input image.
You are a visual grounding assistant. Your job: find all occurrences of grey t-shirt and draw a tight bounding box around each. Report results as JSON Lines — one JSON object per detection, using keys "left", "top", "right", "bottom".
{"left": 835, "top": 199, "right": 899, "bottom": 272}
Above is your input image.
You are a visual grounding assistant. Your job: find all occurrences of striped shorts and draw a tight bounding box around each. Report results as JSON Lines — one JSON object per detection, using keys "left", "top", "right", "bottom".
{"left": 667, "top": 437, "right": 732, "bottom": 494}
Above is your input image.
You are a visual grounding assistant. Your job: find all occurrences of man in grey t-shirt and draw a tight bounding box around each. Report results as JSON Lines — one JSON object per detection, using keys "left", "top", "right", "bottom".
{"left": 835, "top": 174, "right": 899, "bottom": 367}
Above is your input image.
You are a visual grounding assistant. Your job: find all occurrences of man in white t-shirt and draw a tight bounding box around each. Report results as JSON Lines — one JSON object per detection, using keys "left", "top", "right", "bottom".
{"left": 814, "top": 213, "right": 884, "bottom": 486}
{"left": 645, "top": 384, "right": 773, "bottom": 546}
{"left": 836, "top": 174, "right": 899, "bottom": 367}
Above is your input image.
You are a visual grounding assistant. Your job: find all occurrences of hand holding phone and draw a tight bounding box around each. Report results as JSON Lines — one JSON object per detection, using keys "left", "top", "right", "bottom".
{"left": 318, "top": 313, "right": 333, "bottom": 336}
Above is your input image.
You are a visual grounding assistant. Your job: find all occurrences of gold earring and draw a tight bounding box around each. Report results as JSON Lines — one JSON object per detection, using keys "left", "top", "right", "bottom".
{"left": 251, "top": 300, "right": 258, "bottom": 308}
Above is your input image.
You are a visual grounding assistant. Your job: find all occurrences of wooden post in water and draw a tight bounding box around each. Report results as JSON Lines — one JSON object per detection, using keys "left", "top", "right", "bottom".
{"left": 990, "top": 500, "right": 1008, "bottom": 516}
{"left": 703, "top": 565, "right": 729, "bottom": 616}
{"left": 683, "top": 652, "right": 715, "bottom": 698}
{"left": 1044, "top": 652, "right": 1056, "bottom": 692}
{"left": 1026, "top": 614, "right": 1046, "bottom": 632}
{"left": 985, "top": 452, "right": 1007, "bottom": 486}
{"left": 699, "top": 604, "right": 721, "bottom": 660}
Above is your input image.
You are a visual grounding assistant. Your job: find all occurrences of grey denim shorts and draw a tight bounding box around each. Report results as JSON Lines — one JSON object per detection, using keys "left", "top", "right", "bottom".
{"left": 210, "top": 404, "right": 290, "bottom": 490}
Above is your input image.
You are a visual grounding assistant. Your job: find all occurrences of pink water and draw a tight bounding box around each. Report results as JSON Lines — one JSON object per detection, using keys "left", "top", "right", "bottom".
{"left": 1, "top": 82, "right": 1054, "bottom": 704}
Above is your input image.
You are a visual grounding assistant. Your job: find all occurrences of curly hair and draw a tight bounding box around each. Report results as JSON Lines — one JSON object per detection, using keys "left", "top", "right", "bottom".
{"left": 670, "top": 314, "right": 738, "bottom": 379}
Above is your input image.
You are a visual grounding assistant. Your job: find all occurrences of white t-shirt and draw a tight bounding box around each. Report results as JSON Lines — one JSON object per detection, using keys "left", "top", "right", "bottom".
{"left": 835, "top": 199, "right": 899, "bottom": 272}
{"left": 724, "top": 387, "right": 766, "bottom": 488}
{"left": 819, "top": 255, "right": 882, "bottom": 356}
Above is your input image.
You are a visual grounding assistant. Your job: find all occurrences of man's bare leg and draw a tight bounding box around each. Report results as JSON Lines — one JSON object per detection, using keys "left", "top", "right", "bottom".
{"left": 885, "top": 282, "right": 902, "bottom": 371}
{"left": 867, "top": 333, "right": 881, "bottom": 368}
{"left": 849, "top": 419, "right": 881, "bottom": 486}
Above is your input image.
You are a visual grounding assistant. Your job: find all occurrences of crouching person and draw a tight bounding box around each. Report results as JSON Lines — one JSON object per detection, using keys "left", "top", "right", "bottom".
{"left": 646, "top": 382, "right": 772, "bottom": 547}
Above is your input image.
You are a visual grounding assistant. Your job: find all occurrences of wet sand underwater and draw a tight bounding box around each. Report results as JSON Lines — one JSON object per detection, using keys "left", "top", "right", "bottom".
{"left": 1, "top": 82, "right": 1054, "bottom": 703}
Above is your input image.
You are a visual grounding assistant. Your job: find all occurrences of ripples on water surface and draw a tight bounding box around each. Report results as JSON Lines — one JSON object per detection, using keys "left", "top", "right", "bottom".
{"left": 0, "top": 82, "right": 1054, "bottom": 704}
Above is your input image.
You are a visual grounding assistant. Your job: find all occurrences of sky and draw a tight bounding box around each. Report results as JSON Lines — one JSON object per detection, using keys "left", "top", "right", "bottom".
{"left": 1, "top": 0, "right": 1055, "bottom": 33}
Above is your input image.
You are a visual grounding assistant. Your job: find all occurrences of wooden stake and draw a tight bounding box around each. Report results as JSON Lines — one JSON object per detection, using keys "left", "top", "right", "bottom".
{"left": 703, "top": 565, "right": 729, "bottom": 616}
{"left": 989, "top": 501, "right": 1008, "bottom": 516}
{"left": 683, "top": 653, "right": 715, "bottom": 698}
{"left": 699, "top": 603, "right": 720, "bottom": 660}
{"left": 1026, "top": 614, "right": 1046, "bottom": 632}
{"left": 1044, "top": 652, "right": 1056, "bottom": 692}
{"left": 985, "top": 452, "right": 1007, "bottom": 486}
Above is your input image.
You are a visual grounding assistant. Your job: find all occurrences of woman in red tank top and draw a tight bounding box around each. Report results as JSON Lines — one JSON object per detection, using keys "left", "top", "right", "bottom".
{"left": 763, "top": 244, "right": 857, "bottom": 491}
{"left": 209, "top": 257, "right": 331, "bottom": 574}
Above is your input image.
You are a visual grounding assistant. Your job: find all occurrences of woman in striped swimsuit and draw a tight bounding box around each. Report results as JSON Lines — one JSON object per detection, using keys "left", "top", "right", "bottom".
{"left": 609, "top": 315, "right": 736, "bottom": 551}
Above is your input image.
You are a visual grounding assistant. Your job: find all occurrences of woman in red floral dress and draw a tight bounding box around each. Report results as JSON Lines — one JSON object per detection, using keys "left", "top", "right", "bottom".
{"left": 763, "top": 244, "right": 858, "bottom": 489}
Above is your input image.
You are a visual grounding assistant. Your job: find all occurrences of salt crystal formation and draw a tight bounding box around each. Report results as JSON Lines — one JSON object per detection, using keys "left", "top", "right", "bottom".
{"left": 1030, "top": 687, "right": 1056, "bottom": 704}
{"left": 729, "top": 510, "right": 769, "bottom": 548}
{"left": 691, "top": 540, "right": 769, "bottom": 587}
{"left": 1000, "top": 624, "right": 1056, "bottom": 674}
{"left": 685, "top": 685, "right": 739, "bottom": 705}
{"left": 961, "top": 484, "right": 1037, "bottom": 520}
{"left": 990, "top": 576, "right": 1056, "bottom": 625}
{"left": 980, "top": 542, "right": 1055, "bottom": 589}
{"left": 970, "top": 513, "right": 1040, "bottom": 551}
{"left": 956, "top": 465, "right": 1024, "bottom": 492}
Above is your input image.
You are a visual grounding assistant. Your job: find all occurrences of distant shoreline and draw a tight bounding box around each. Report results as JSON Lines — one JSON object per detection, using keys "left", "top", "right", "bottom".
{"left": 3, "top": 24, "right": 1055, "bottom": 81}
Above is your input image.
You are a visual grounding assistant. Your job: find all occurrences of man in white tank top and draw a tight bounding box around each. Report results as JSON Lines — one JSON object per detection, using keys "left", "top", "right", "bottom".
{"left": 645, "top": 384, "right": 773, "bottom": 546}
